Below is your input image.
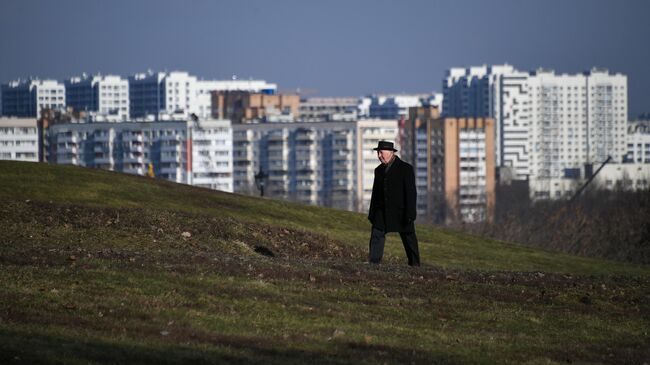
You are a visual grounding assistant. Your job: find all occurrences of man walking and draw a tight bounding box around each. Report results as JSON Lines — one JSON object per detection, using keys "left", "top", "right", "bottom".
{"left": 367, "top": 140, "right": 420, "bottom": 266}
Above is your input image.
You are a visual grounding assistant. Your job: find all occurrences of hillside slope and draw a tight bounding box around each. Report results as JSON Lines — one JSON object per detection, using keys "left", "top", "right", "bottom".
{"left": 1, "top": 160, "right": 648, "bottom": 364}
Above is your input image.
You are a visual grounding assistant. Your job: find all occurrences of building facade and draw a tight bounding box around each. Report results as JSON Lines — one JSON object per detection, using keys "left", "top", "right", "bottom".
{"left": 212, "top": 91, "right": 300, "bottom": 124}
{"left": 45, "top": 118, "right": 233, "bottom": 192}
{"left": 298, "top": 97, "right": 359, "bottom": 122}
{"left": 355, "top": 120, "right": 400, "bottom": 212}
{"left": 128, "top": 72, "right": 278, "bottom": 120}
{"left": 402, "top": 110, "right": 496, "bottom": 223}
{"left": 65, "top": 74, "right": 129, "bottom": 120}
{"left": 625, "top": 120, "right": 650, "bottom": 164}
{"left": 443, "top": 65, "right": 628, "bottom": 199}
{"left": 231, "top": 119, "right": 398, "bottom": 212}
{"left": 369, "top": 94, "right": 441, "bottom": 120}
{"left": 0, "top": 117, "right": 39, "bottom": 161}
{"left": 593, "top": 163, "right": 650, "bottom": 191}
{"left": 128, "top": 71, "right": 199, "bottom": 120}
{"left": 1, "top": 79, "right": 65, "bottom": 118}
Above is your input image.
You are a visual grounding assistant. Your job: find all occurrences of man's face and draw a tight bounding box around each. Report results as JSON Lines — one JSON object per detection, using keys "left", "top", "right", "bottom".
{"left": 377, "top": 149, "right": 394, "bottom": 164}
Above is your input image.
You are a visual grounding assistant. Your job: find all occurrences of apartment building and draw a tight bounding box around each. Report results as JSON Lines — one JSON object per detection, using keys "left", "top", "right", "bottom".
{"left": 369, "top": 94, "right": 442, "bottom": 120}
{"left": 1, "top": 79, "right": 65, "bottom": 118}
{"left": 625, "top": 120, "right": 650, "bottom": 164}
{"left": 45, "top": 117, "right": 233, "bottom": 191}
{"left": 443, "top": 65, "right": 627, "bottom": 199}
{"left": 298, "top": 97, "right": 359, "bottom": 122}
{"left": 231, "top": 119, "right": 398, "bottom": 212}
{"left": 0, "top": 117, "right": 39, "bottom": 161}
{"left": 65, "top": 74, "right": 129, "bottom": 120}
{"left": 402, "top": 109, "right": 495, "bottom": 223}
{"left": 212, "top": 91, "right": 300, "bottom": 124}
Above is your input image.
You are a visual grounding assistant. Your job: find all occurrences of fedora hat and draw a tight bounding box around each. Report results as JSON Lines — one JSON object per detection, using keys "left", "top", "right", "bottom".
{"left": 373, "top": 140, "right": 398, "bottom": 152}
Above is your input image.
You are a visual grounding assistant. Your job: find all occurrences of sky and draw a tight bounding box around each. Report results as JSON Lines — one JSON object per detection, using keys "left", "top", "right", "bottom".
{"left": 1, "top": 0, "right": 649, "bottom": 117}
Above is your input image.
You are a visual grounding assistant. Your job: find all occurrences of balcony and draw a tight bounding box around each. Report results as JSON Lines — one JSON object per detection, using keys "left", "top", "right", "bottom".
{"left": 95, "top": 155, "right": 114, "bottom": 165}
{"left": 161, "top": 154, "right": 181, "bottom": 163}
{"left": 57, "top": 134, "right": 78, "bottom": 144}
{"left": 123, "top": 155, "right": 144, "bottom": 164}
{"left": 160, "top": 134, "right": 181, "bottom": 142}
{"left": 93, "top": 133, "right": 112, "bottom": 143}
{"left": 160, "top": 167, "right": 182, "bottom": 175}
{"left": 267, "top": 143, "right": 285, "bottom": 151}
{"left": 123, "top": 133, "right": 144, "bottom": 143}
{"left": 128, "top": 145, "right": 145, "bottom": 154}
{"left": 94, "top": 144, "right": 111, "bottom": 153}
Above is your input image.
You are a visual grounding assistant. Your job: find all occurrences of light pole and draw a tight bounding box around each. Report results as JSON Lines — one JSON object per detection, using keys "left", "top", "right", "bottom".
{"left": 254, "top": 169, "right": 268, "bottom": 197}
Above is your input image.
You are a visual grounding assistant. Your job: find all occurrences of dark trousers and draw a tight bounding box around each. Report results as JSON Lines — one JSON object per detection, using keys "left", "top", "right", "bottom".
{"left": 368, "top": 226, "right": 420, "bottom": 266}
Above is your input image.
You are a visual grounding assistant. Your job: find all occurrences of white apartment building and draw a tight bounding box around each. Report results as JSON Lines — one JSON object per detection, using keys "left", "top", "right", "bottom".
{"left": 356, "top": 120, "right": 400, "bottom": 212}
{"left": 128, "top": 71, "right": 200, "bottom": 119}
{"left": 443, "top": 65, "right": 628, "bottom": 199}
{"left": 299, "top": 97, "right": 359, "bottom": 122}
{"left": 526, "top": 69, "right": 627, "bottom": 198}
{"left": 625, "top": 121, "right": 650, "bottom": 164}
{"left": 190, "top": 119, "right": 233, "bottom": 191}
{"left": 1, "top": 79, "right": 65, "bottom": 118}
{"left": 0, "top": 117, "right": 39, "bottom": 161}
{"left": 231, "top": 119, "right": 397, "bottom": 212}
{"left": 129, "top": 71, "right": 278, "bottom": 120}
{"left": 369, "top": 94, "right": 440, "bottom": 120}
{"left": 232, "top": 121, "right": 357, "bottom": 210}
{"left": 47, "top": 118, "right": 233, "bottom": 192}
{"left": 65, "top": 74, "right": 129, "bottom": 120}
{"left": 594, "top": 163, "right": 650, "bottom": 191}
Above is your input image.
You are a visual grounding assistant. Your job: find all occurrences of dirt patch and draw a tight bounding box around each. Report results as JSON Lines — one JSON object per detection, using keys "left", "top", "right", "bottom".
{"left": 0, "top": 200, "right": 365, "bottom": 263}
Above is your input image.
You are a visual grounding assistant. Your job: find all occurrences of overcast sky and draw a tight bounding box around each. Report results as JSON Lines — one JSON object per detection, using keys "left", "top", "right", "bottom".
{"left": 1, "top": 0, "right": 649, "bottom": 117}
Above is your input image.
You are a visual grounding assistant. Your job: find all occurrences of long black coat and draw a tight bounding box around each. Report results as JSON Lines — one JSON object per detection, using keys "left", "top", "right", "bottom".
{"left": 367, "top": 156, "right": 417, "bottom": 233}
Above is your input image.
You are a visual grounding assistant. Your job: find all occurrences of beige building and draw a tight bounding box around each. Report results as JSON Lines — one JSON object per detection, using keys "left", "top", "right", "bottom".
{"left": 403, "top": 107, "right": 495, "bottom": 223}
{"left": 212, "top": 91, "right": 300, "bottom": 124}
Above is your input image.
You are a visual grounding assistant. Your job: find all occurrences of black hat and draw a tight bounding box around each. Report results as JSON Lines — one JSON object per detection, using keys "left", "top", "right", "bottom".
{"left": 373, "top": 140, "right": 398, "bottom": 152}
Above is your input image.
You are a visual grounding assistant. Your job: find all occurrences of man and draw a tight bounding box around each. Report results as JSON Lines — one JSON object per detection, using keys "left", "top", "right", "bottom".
{"left": 367, "top": 140, "right": 420, "bottom": 266}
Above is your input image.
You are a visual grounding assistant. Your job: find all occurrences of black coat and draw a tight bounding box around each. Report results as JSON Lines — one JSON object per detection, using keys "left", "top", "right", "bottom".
{"left": 367, "top": 156, "right": 417, "bottom": 233}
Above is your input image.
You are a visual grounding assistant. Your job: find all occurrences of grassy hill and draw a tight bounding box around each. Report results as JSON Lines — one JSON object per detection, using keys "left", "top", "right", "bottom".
{"left": 0, "top": 160, "right": 648, "bottom": 364}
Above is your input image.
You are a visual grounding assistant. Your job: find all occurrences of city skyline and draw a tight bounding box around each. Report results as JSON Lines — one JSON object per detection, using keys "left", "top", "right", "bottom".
{"left": 1, "top": 0, "right": 650, "bottom": 117}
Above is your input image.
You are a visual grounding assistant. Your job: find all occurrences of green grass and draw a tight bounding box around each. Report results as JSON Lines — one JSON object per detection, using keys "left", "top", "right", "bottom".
{"left": 0, "top": 160, "right": 648, "bottom": 364}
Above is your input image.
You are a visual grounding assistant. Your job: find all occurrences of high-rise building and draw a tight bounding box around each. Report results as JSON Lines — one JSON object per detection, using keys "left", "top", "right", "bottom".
{"left": 196, "top": 79, "right": 277, "bottom": 119}
{"left": 212, "top": 91, "right": 300, "bottom": 124}
{"left": 232, "top": 121, "right": 357, "bottom": 210}
{"left": 231, "top": 119, "right": 398, "bottom": 212}
{"left": 443, "top": 65, "right": 628, "bottom": 199}
{"left": 128, "top": 71, "right": 198, "bottom": 120}
{"left": 65, "top": 74, "right": 129, "bottom": 120}
{"left": 526, "top": 69, "right": 628, "bottom": 198}
{"left": 44, "top": 116, "right": 233, "bottom": 192}
{"left": 402, "top": 107, "right": 495, "bottom": 223}
{"left": 1, "top": 79, "right": 65, "bottom": 117}
{"left": 128, "top": 71, "right": 278, "bottom": 120}
{"left": 355, "top": 120, "right": 400, "bottom": 212}
{"left": 369, "top": 94, "right": 441, "bottom": 120}
{"left": 298, "top": 97, "right": 360, "bottom": 122}
{"left": 400, "top": 106, "right": 441, "bottom": 219}
{"left": 0, "top": 117, "right": 39, "bottom": 162}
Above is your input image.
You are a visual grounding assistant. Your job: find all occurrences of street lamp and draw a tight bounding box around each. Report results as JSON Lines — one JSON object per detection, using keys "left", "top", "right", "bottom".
{"left": 254, "top": 168, "right": 268, "bottom": 197}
